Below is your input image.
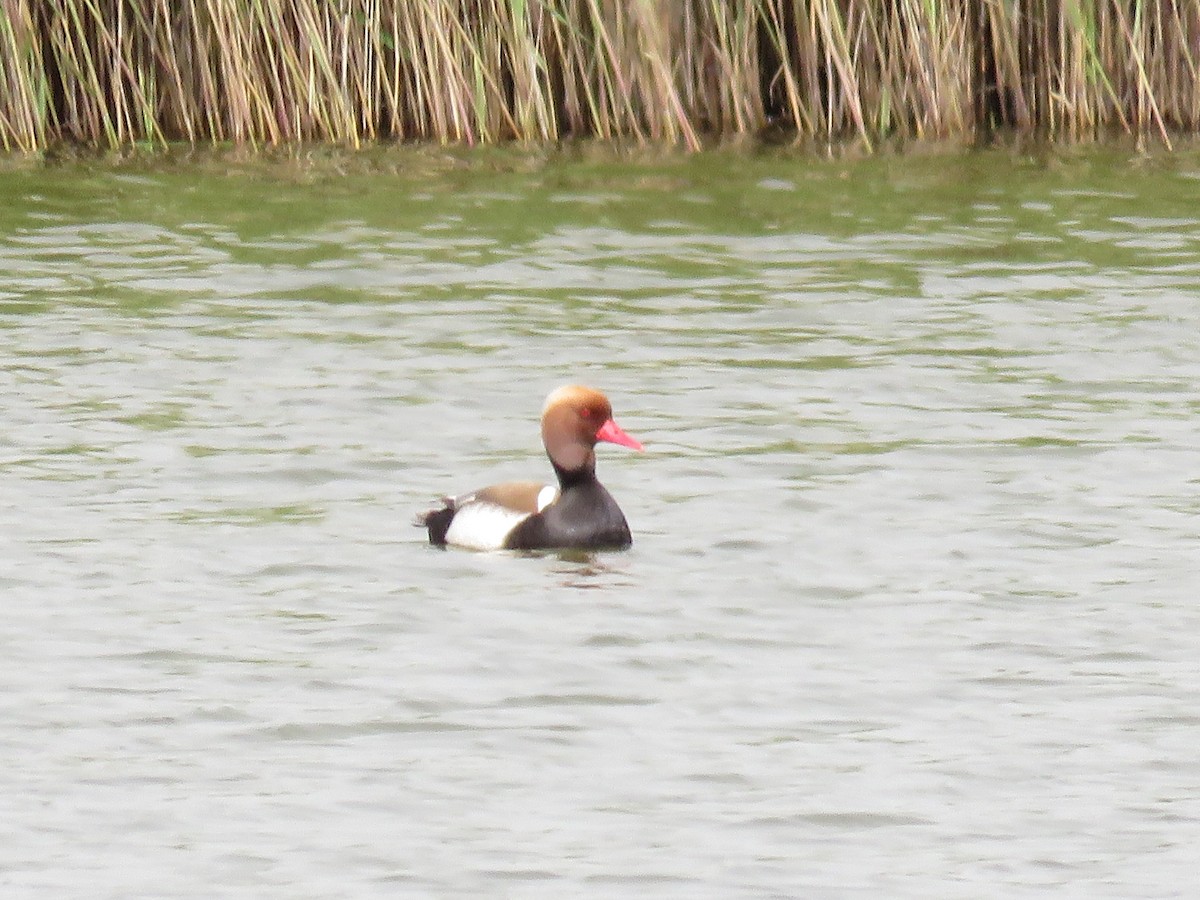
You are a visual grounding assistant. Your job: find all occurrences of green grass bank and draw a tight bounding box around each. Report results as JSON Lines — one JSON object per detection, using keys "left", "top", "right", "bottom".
{"left": 1, "top": 0, "right": 1196, "bottom": 152}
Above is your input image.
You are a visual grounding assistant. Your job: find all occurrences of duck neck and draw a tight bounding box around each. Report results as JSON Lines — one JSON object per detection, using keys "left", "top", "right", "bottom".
{"left": 552, "top": 459, "right": 596, "bottom": 489}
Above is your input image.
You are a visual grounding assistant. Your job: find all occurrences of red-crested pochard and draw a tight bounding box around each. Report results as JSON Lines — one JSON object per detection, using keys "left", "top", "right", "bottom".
{"left": 416, "top": 385, "right": 643, "bottom": 551}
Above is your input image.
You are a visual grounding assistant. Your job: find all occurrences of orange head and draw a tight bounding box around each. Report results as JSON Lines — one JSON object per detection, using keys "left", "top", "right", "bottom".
{"left": 540, "top": 385, "right": 643, "bottom": 472}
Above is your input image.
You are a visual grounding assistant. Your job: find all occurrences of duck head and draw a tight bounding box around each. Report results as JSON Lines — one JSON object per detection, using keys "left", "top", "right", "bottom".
{"left": 541, "top": 385, "right": 643, "bottom": 474}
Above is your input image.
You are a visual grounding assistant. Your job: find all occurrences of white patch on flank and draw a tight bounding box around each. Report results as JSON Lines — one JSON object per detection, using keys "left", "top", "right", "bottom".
{"left": 444, "top": 502, "right": 530, "bottom": 551}
{"left": 536, "top": 485, "right": 559, "bottom": 512}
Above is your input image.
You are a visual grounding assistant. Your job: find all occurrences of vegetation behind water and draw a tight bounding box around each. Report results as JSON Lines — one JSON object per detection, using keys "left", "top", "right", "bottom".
{"left": 1, "top": 0, "right": 1196, "bottom": 152}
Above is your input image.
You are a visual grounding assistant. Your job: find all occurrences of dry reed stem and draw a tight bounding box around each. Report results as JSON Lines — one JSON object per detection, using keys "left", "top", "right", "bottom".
{"left": 1, "top": 0, "right": 1198, "bottom": 150}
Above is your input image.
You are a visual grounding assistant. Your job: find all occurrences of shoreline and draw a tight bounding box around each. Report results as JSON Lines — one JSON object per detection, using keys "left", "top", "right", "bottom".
{"left": 2, "top": 1, "right": 1197, "bottom": 153}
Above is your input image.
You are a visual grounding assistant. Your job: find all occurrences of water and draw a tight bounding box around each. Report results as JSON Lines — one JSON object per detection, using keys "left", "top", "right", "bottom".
{"left": 2, "top": 146, "right": 1199, "bottom": 898}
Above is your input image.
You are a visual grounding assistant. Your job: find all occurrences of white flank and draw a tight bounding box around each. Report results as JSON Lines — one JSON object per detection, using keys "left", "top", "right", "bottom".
{"left": 444, "top": 502, "right": 530, "bottom": 551}
{"left": 536, "top": 485, "right": 559, "bottom": 512}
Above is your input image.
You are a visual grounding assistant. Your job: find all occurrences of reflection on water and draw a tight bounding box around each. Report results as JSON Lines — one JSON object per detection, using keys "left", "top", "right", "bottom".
{"left": 3, "top": 147, "right": 1200, "bottom": 896}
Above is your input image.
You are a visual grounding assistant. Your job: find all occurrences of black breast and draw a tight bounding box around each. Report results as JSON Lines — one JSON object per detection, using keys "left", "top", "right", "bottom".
{"left": 505, "top": 479, "right": 631, "bottom": 551}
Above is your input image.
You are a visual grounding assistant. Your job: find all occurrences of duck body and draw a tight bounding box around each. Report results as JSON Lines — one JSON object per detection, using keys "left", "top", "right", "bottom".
{"left": 416, "top": 386, "right": 641, "bottom": 552}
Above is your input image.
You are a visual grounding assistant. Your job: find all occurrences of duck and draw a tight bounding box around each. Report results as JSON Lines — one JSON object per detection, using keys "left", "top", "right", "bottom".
{"left": 416, "top": 385, "right": 643, "bottom": 551}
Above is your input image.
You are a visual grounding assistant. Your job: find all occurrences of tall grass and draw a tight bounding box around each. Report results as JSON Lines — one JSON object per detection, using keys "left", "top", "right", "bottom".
{"left": 1, "top": 0, "right": 1197, "bottom": 151}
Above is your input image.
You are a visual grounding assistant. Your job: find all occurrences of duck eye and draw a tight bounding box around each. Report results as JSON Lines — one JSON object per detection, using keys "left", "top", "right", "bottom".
{"left": 580, "top": 406, "right": 594, "bottom": 419}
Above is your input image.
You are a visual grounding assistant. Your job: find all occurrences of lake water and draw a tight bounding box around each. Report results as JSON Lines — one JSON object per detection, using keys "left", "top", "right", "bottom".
{"left": 2, "top": 145, "right": 1199, "bottom": 898}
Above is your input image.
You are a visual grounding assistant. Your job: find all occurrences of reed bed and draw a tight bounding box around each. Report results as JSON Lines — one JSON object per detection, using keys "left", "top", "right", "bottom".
{"left": 1, "top": 0, "right": 1198, "bottom": 152}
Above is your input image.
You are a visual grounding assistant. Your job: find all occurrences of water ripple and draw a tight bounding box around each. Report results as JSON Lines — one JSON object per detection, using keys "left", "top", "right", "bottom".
{"left": 3, "top": 148, "right": 1200, "bottom": 897}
